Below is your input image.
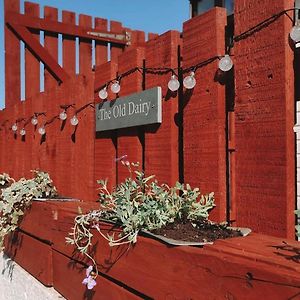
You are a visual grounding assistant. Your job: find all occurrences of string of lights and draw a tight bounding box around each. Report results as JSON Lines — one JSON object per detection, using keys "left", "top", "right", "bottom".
{"left": 8, "top": 101, "right": 95, "bottom": 136}
{"left": 96, "top": 53, "right": 233, "bottom": 99}
{"left": 2, "top": 7, "right": 300, "bottom": 137}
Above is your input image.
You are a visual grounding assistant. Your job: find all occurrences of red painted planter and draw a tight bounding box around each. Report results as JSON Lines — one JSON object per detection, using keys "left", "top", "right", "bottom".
{"left": 5, "top": 230, "right": 53, "bottom": 286}
{"left": 5, "top": 202, "right": 300, "bottom": 299}
{"left": 52, "top": 250, "right": 140, "bottom": 300}
{"left": 19, "top": 200, "right": 98, "bottom": 242}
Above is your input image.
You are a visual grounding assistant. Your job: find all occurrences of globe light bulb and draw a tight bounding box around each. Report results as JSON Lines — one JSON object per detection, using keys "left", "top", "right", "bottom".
{"left": 294, "top": 124, "right": 300, "bottom": 133}
{"left": 110, "top": 81, "right": 121, "bottom": 94}
{"left": 218, "top": 54, "right": 233, "bottom": 72}
{"left": 12, "top": 123, "right": 18, "bottom": 132}
{"left": 290, "top": 24, "right": 300, "bottom": 43}
{"left": 31, "top": 116, "right": 38, "bottom": 126}
{"left": 38, "top": 126, "right": 46, "bottom": 135}
{"left": 59, "top": 111, "right": 67, "bottom": 121}
{"left": 168, "top": 75, "right": 180, "bottom": 92}
{"left": 98, "top": 87, "right": 108, "bottom": 100}
{"left": 20, "top": 128, "right": 26, "bottom": 136}
{"left": 183, "top": 72, "right": 196, "bottom": 89}
{"left": 70, "top": 115, "right": 79, "bottom": 126}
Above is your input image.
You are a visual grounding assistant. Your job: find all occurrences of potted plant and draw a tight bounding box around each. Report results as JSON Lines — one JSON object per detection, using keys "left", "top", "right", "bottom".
{"left": 67, "top": 161, "right": 250, "bottom": 288}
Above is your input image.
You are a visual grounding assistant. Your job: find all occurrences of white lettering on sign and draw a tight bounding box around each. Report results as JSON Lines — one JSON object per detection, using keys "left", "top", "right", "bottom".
{"left": 128, "top": 100, "right": 151, "bottom": 116}
{"left": 96, "top": 86, "right": 162, "bottom": 132}
{"left": 112, "top": 103, "right": 126, "bottom": 118}
{"left": 98, "top": 100, "right": 152, "bottom": 121}
{"left": 99, "top": 108, "right": 111, "bottom": 120}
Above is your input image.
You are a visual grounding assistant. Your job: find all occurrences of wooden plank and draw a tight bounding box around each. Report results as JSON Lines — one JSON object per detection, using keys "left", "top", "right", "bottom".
{"left": 79, "top": 14, "right": 92, "bottom": 75}
{"left": 110, "top": 21, "right": 124, "bottom": 62}
{"left": 5, "top": 231, "right": 53, "bottom": 286}
{"left": 234, "top": 0, "right": 295, "bottom": 237}
{"left": 130, "top": 30, "right": 145, "bottom": 47}
{"left": 116, "top": 48, "right": 144, "bottom": 183}
{"left": 72, "top": 76, "right": 95, "bottom": 201}
{"left": 39, "top": 83, "right": 59, "bottom": 184}
{"left": 20, "top": 201, "right": 97, "bottom": 243}
{"left": 62, "top": 10, "right": 76, "bottom": 75}
{"left": 18, "top": 101, "right": 26, "bottom": 176}
{"left": 59, "top": 13, "right": 76, "bottom": 195}
{"left": 51, "top": 212, "right": 300, "bottom": 300}
{"left": 22, "top": 97, "right": 35, "bottom": 178}
{"left": 42, "top": 7, "right": 59, "bottom": 184}
{"left": 12, "top": 104, "right": 22, "bottom": 179}
{"left": 44, "top": 6, "right": 58, "bottom": 90}
{"left": 148, "top": 33, "right": 159, "bottom": 41}
{"left": 8, "top": 23, "right": 69, "bottom": 83}
{"left": 30, "top": 85, "right": 45, "bottom": 173}
{"left": 4, "top": 107, "right": 17, "bottom": 176}
{"left": 95, "top": 17, "right": 108, "bottom": 66}
{"left": 4, "top": 0, "right": 20, "bottom": 107}
{"left": 182, "top": 8, "right": 227, "bottom": 222}
{"left": 24, "top": 1, "right": 40, "bottom": 99}
{"left": 53, "top": 250, "right": 142, "bottom": 300}
{"left": 6, "top": 12, "right": 129, "bottom": 45}
{"left": 94, "top": 62, "right": 118, "bottom": 192}
{"left": 53, "top": 79, "right": 75, "bottom": 197}
{"left": 144, "top": 31, "right": 180, "bottom": 187}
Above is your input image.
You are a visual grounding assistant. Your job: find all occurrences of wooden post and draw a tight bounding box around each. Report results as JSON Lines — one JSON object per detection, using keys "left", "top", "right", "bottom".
{"left": 4, "top": 0, "right": 20, "bottom": 107}
{"left": 79, "top": 14, "right": 92, "bottom": 75}
{"left": 44, "top": 6, "right": 58, "bottom": 91}
{"left": 95, "top": 18, "right": 108, "bottom": 66}
{"left": 62, "top": 11, "right": 76, "bottom": 75}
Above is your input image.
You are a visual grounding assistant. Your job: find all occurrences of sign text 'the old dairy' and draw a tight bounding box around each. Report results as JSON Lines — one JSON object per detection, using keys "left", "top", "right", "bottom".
{"left": 95, "top": 87, "right": 162, "bottom": 132}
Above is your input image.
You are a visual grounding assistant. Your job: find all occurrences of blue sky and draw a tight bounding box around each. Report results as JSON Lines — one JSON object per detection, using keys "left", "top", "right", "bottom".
{"left": 0, "top": 0, "right": 189, "bottom": 108}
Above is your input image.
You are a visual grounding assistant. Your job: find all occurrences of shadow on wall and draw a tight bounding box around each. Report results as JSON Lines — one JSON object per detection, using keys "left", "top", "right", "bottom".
{"left": 1, "top": 253, "right": 15, "bottom": 281}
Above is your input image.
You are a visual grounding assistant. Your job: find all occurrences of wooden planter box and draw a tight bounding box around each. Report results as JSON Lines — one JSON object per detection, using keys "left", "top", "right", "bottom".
{"left": 5, "top": 201, "right": 300, "bottom": 299}
{"left": 4, "top": 200, "right": 97, "bottom": 287}
{"left": 4, "top": 230, "right": 53, "bottom": 286}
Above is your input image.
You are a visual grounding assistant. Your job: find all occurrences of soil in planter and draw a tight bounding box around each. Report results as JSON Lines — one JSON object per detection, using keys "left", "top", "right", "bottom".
{"left": 151, "top": 218, "right": 242, "bottom": 243}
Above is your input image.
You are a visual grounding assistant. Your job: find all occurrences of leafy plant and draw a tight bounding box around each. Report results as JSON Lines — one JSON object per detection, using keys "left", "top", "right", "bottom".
{"left": 67, "top": 162, "right": 215, "bottom": 274}
{"left": 0, "top": 170, "right": 57, "bottom": 249}
{"left": 0, "top": 173, "right": 14, "bottom": 189}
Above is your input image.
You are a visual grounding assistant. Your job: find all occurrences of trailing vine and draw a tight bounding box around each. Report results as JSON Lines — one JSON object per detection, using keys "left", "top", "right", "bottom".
{"left": 0, "top": 170, "right": 58, "bottom": 249}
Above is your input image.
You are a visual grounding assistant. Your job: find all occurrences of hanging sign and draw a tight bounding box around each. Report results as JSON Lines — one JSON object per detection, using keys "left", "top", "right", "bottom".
{"left": 95, "top": 86, "right": 162, "bottom": 132}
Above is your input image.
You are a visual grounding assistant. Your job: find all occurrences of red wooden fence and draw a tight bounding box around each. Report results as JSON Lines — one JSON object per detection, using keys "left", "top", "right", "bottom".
{"left": 0, "top": 0, "right": 296, "bottom": 238}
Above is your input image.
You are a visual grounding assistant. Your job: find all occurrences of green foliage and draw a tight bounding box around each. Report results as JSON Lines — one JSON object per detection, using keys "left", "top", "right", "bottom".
{"left": 67, "top": 162, "right": 215, "bottom": 256}
{"left": 0, "top": 173, "right": 14, "bottom": 189}
{"left": 0, "top": 171, "right": 57, "bottom": 249}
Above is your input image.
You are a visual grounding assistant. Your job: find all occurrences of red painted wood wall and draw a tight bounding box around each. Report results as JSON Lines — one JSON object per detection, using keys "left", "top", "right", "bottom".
{"left": 0, "top": 0, "right": 296, "bottom": 238}
{"left": 234, "top": 0, "right": 295, "bottom": 238}
{"left": 182, "top": 8, "right": 227, "bottom": 222}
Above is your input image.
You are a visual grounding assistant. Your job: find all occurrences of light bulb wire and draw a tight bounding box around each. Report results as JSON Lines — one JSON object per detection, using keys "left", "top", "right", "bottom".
{"left": 44, "top": 115, "right": 60, "bottom": 127}
{"left": 5, "top": 8, "right": 300, "bottom": 134}
{"left": 28, "top": 112, "right": 46, "bottom": 127}
{"left": 96, "top": 66, "right": 178, "bottom": 93}
{"left": 75, "top": 102, "right": 95, "bottom": 115}
{"left": 228, "top": 8, "right": 298, "bottom": 51}
{"left": 60, "top": 104, "right": 75, "bottom": 111}
{"left": 24, "top": 118, "right": 33, "bottom": 127}
{"left": 59, "top": 104, "right": 74, "bottom": 120}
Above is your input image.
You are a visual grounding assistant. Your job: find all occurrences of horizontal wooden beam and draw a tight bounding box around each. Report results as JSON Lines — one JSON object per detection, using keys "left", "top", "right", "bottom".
{"left": 7, "top": 23, "right": 70, "bottom": 83}
{"left": 6, "top": 12, "right": 130, "bottom": 45}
